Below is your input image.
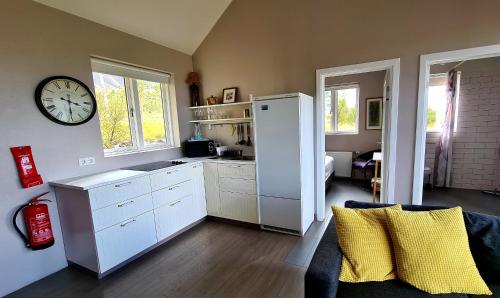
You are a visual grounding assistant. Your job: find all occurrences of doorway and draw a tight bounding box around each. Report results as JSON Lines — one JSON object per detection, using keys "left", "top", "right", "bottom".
{"left": 315, "top": 59, "right": 400, "bottom": 221}
{"left": 412, "top": 44, "right": 500, "bottom": 216}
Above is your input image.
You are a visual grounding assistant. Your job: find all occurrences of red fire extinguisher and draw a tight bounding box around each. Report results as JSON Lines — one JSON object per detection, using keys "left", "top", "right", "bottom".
{"left": 13, "top": 192, "right": 55, "bottom": 250}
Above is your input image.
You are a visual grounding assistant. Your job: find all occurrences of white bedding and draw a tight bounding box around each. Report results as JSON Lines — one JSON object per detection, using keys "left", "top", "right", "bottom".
{"left": 325, "top": 155, "right": 335, "bottom": 181}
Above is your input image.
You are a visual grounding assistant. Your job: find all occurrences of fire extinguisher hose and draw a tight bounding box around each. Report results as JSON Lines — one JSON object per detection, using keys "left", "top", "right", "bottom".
{"left": 12, "top": 192, "right": 51, "bottom": 248}
{"left": 13, "top": 203, "right": 31, "bottom": 248}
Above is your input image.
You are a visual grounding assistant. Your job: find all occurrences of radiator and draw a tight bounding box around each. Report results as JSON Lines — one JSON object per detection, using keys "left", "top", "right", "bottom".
{"left": 326, "top": 151, "right": 352, "bottom": 177}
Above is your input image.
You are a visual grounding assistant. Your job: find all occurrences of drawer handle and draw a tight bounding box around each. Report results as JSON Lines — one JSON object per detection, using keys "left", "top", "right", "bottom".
{"left": 117, "top": 200, "right": 135, "bottom": 207}
{"left": 166, "top": 169, "right": 178, "bottom": 175}
{"left": 168, "top": 185, "right": 180, "bottom": 191}
{"left": 120, "top": 219, "right": 136, "bottom": 227}
{"left": 115, "top": 181, "right": 132, "bottom": 188}
{"left": 230, "top": 165, "right": 242, "bottom": 168}
{"left": 169, "top": 200, "right": 181, "bottom": 206}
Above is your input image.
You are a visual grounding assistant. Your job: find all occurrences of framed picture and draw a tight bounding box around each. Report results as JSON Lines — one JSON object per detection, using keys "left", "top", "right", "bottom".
{"left": 366, "top": 97, "right": 383, "bottom": 130}
{"left": 222, "top": 87, "right": 237, "bottom": 104}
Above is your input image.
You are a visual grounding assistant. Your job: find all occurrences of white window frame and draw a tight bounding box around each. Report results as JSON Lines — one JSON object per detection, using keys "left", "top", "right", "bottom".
{"left": 91, "top": 58, "right": 180, "bottom": 157}
{"left": 325, "top": 84, "right": 360, "bottom": 135}
{"left": 425, "top": 72, "right": 461, "bottom": 133}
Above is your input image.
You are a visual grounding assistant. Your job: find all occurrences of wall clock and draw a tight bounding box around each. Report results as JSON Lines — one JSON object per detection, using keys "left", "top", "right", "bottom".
{"left": 35, "top": 76, "right": 97, "bottom": 126}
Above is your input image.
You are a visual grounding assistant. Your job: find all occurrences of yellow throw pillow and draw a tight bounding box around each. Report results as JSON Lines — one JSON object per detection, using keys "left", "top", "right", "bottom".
{"left": 385, "top": 207, "right": 491, "bottom": 295}
{"left": 332, "top": 205, "right": 401, "bottom": 282}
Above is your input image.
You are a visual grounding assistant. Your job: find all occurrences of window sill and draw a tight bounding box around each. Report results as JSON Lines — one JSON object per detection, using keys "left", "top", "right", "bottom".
{"left": 104, "top": 145, "right": 180, "bottom": 158}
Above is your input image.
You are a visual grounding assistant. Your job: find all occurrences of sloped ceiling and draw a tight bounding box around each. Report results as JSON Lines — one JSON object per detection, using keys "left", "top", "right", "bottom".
{"left": 33, "top": 0, "right": 232, "bottom": 55}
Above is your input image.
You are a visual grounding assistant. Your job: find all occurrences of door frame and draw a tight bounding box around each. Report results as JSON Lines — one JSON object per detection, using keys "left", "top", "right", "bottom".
{"left": 412, "top": 44, "right": 500, "bottom": 205}
{"left": 315, "top": 58, "right": 400, "bottom": 221}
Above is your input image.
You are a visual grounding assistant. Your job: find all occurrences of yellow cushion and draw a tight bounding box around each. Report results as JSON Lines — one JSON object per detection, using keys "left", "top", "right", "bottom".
{"left": 385, "top": 207, "right": 491, "bottom": 295}
{"left": 332, "top": 205, "right": 401, "bottom": 282}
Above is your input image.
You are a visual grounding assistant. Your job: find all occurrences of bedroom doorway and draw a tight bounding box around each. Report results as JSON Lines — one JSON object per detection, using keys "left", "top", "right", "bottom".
{"left": 412, "top": 44, "right": 500, "bottom": 215}
{"left": 315, "top": 59, "right": 400, "bottom": 221}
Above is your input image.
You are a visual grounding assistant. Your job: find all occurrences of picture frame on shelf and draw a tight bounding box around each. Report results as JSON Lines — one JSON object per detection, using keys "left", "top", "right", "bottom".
{"left": 366, "top": 97, "right": 383, "bottom": 130}
{"left": 222, "top": 87, "right": 238, "bottom": 104}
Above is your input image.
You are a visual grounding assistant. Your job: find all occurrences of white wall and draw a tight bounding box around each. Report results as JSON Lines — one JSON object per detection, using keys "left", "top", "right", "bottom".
{"left": 0, "top": 1, "right": 193, "bottom": 295}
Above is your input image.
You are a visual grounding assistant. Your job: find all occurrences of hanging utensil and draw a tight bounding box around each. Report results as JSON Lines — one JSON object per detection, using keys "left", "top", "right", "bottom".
{"left": 238, "top": 124, "right": 246, "bottom": 145}
{"left": 246, "top": 124, "right": 252, "bottom": 146}
{"left": 235, "top": 124, "right": 240, "bottom": 145}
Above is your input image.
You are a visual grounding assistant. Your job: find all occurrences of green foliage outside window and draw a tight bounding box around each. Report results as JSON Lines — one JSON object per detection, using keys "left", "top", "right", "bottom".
{"left": 337, "top": 96, "right": 357, "bottom": 131}
{"left": 96, "top": 87, "right": 132, "bottom": 149}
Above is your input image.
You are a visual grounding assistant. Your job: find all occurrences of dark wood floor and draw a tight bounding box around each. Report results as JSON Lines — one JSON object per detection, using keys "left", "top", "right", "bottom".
{"left": 8, "top": 221, "right": 306, "bottom": 298}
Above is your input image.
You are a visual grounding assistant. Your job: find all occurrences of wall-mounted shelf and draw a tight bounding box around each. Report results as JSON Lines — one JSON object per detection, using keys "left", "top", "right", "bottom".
{"left": 188, "top": 102, "right": 252, "bottom": 110}
{"left": 189, "top": 117, "right": 253, "bottom": 125}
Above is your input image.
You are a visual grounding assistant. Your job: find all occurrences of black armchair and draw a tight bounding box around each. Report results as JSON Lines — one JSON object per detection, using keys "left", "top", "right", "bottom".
{"left": 351, "top": 149, "right": 380, "bottom": 182}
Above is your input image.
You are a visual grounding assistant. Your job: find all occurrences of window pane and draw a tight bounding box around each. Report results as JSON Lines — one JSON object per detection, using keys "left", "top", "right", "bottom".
{"left": 92, "top": 72, "right": 133, "bottom": 150}
{"left": 136, "top": 79, "right": 167, "bottom": 146}
{"left": 336, "top": 88, "right": 357, "bottom": 132}
{"left": 324, "top": 90, "right": 332, "bottom": 133}
{"left": 427, "top": 85, "right": 447, "bottom": 131}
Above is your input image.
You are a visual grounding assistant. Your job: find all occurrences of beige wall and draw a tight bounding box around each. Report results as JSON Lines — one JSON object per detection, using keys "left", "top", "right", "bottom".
{"left": 325, "top": 71, "right": 385, "bottom": 153}
{"left": 0, "top": 1, "right": 193, "bottom": 295}
{"left": 193, "top": 0, "right": 500, "bottom": 204}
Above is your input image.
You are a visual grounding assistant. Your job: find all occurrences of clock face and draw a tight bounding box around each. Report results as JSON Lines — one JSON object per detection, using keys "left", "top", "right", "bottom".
{"left": 35, "top": 76, "right": 97, "bottom": 125}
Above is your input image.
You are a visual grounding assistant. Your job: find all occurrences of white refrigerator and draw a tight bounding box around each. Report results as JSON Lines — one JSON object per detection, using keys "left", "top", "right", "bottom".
{"left": 253, "top": 93, "right": 314, "bottom": 236}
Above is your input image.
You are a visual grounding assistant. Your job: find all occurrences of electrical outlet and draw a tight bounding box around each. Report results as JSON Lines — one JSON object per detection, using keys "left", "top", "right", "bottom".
{"left": 79, "top": 157, "right": 96, "bottom": 166}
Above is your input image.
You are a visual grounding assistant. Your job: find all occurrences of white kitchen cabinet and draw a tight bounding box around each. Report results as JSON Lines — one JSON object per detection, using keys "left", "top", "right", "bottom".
{"left": 203, "top": 162, "right": 220, "bottom": 216}
{"left": 191, "top": 162, "right": 207, "bottom": 221}
{"left": 92, "top": 193, "right": 154, "bottom": 232}
{"left": 88, "top": 175, "right": 151, "bottom": 210}
{"left": 203, "top": 161, "right": 258, "bottom": 224}
{"left": 150, "top": 165, "right": 191, "bottom": 191}
{"left": 220, "top": 191, "right": 258, "bottom": 223}
{"left": 95, "top": 210, "right": 157, "bottom": 273}
{"left": 154, "top": 194, "right": 194, "bottom": 241}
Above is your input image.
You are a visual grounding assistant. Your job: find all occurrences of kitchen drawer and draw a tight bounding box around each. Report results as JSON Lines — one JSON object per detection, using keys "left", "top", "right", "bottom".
{"left": 150, "top": 166, "right": 191, "bottom": 191}
{"left": 151, "top": 180, "right": 193, "bottom": 209}
{"left": 92, "top": 193, "right": 154, "bottom": 232}
{"left": 218, "top": 163, "right": 255, "bottom": 179}
{"left": 219, "top": 177, "right": 256, "bottom": 195}
{"left": 95, "top": 210, "right": 157, "bottom": 273}
{"left": 89, "top": 176, "right": 151, "bottom": 210}
{"left": 219, "top": 191, "right": 258, "bottom": 224}
{"left": 154, "top": 195, "right": 194, "bottom": 241}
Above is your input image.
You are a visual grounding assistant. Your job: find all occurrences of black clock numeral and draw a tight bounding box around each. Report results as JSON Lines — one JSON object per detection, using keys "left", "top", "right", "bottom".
{"left": 78, "top": 113, "right": 84, "bottom": 120}
{"left": 46, "top": 104, "right": 56, "bottom": 110}
{"left": 82, "top": 107, "right": 90, "bottom": 113}
{"left": 56, "top": 112, "right": 63, "bottom": 119}
{"left": 44, "top": 89, "right": 54, "bottom": 93}
{"left": 81, "top": 93, "right": 88, "bottom": 97}
{"left": 83, "top": 101, "right": 91, "bottom": 105}
{"left": 75, "top": 85, "right": 80, "bottom": 92}
{"left": 64, "top": 80, "right": 70, "bottom": 89}
{"left": 43, "top": 98, "right": 53, "bottom": 102}
{"left": 52, "top": 81, "right": 61, "bottom": 89}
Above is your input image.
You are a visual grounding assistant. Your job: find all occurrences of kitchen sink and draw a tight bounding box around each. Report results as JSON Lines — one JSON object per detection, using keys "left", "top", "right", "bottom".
{"left": 123, "top": 160, "right": 187, "bottom": 172}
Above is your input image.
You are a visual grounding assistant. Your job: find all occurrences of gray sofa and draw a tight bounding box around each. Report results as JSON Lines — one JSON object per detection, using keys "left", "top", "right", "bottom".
{"left": 305, "top": 201, "right": 500, "bottom": 298}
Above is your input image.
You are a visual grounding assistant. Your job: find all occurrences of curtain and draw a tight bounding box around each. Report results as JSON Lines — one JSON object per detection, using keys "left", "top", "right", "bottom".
{"left": 433, "top": 70, "right": 458, "bottom": 188}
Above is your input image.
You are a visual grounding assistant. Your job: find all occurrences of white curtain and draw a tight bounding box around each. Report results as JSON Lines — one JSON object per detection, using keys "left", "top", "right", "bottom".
{"left": 433, "top": 70, "right": 458, "bottom": 188}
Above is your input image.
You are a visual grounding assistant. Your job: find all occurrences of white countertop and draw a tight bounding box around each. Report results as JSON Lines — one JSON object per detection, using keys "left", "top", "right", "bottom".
{"left": 50, "top": 156, "right": 255, "bottom": 190}
{"left": 49, "top": 170, "right": 148, "bottom": 190}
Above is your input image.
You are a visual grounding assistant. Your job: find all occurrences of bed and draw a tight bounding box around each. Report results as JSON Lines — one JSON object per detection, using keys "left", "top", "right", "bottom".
{"left": 325, "top": 155, "right": 335, "bottom": 191}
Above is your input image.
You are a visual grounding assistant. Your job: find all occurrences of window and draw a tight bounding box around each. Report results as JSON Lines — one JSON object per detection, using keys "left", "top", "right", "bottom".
{"left": 426, "top": 73, "right": 460, "bottom": 132}
{"left": 325, "top": 85, "right": 359, "bottom": 134}
{"left": 91, "top": 58, "right": 178, "bottom": 156}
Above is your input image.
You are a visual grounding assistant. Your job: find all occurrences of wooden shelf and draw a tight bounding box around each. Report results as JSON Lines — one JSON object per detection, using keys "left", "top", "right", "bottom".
{"left": 188, "top": 102, "right": 252, "bottom": 109}
{"left": 189, "top": 117, "right": 253, "bottom": 125}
